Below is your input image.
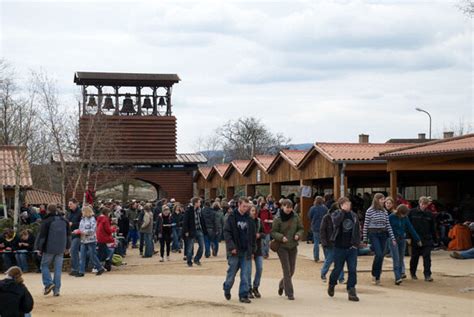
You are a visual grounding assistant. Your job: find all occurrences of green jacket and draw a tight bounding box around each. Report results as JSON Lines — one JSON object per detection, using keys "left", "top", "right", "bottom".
{"left": 271, "top": 213, "right": 304, "bottom": 249}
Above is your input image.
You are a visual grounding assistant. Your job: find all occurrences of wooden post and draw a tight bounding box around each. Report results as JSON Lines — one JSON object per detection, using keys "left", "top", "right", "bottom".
{"left": 300, "top": 179, "right": 313, "bottom": 239}
{"left": 97, "top": 86, "right": 103, "bottom": 114}
{"left": 210, "top": 188, "right": 217, "bottom": 200}
{"left": 136, "top": 86, "right": 142, "bottom": 115}
{"left": 390, "top": 171, "right": 398, "bottom": 200}
{"left": 270, "top": 182, "right": 281, "bottom": 200}
{"left": 333, "top": 174, "right": 341, "bottom": 200}
{"left": 152, "top": 87, "right": 158, "bottom": 116}
{"left": 343, "top": 176, "right": 348, "bottom": 197}
{"left": 226, "top": 186, "right": 235, "bottom": 200}
{"left": 114, "top": 86, "right": 120, "bottom": 115}
{"left": 245, "top": 184, "right": 256, "bottom": 197}
{"left": 82, "top": 86, "right": 87, "bottom": 115}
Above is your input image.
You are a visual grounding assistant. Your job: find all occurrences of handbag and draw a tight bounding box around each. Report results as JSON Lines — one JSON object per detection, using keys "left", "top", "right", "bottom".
{"left": 270, "top": 218, "right": 294, "bottom": 252}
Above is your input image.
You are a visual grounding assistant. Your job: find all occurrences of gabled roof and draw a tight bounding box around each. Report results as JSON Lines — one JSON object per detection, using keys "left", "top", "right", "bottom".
{"left": 314, "top": 142, "right": 411, "bottom": 162}
{"left": 211, "top": 163, "right": 230, "bottom": 178}
{"left": 194, "top": 166, "right": 212, "bottom": 181}
{"left": 0, "top": 146, "right": 33, "bottom": 188}
{"left": 74, "top": 72, "right": 180, "bottom": 87}
{"left": 25, "top": 188, "right": 62, "bottom": 205}
{"left": 223, "top": 160, "right": 251, "bottom": 178}
{"left": 267, "top": 150, "right": 307, "bottom": 172}
{"left": 297, "top": 142, "right": 411, "bottom": 167}
{"left": 379, "top": 134, "right": 474, "bottom": 159}
{"left": 243, "top": 155, "right": 276, "bottom": 175}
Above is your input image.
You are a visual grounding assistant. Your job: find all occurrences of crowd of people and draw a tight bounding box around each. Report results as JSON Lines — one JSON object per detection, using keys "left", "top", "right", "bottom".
{"left": 0, "top": 190, "right": 473, "bottom": 315}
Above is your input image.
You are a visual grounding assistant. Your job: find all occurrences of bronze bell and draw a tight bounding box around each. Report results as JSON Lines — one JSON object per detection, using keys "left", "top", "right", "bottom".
{"left": 120, "top": 94, "right": 136, "bottom": 114}
{"left": 158, "top": 96, "right": 166, "bottom": 106}
{"left": 87, "top": 96, "right": 97, "bottom": 107}
{"left": 142, "top": 97, "right": 153, "bottom": 109}
{"left": 102, "top": 96, "right": 114, "bottom": 110}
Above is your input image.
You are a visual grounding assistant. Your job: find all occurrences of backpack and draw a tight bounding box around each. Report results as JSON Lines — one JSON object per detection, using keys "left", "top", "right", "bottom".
{"left": 111, "top": 254, "right": 123, "bottom": 266}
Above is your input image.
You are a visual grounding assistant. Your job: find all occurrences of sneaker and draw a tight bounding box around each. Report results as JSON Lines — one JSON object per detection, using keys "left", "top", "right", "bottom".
{"left": 395, "top": 279, "right": 403, "bottom": 285}
{"left": 314, "top": 258, "right": 320, "bottom": 262}
{"left": 424, "top": 276, "right": 433, "bottom": 282}
{"left": 321, "top": 276, "right": 327, "bottom": 283}
{"left": 339, "top": 279, "right": 346, "bottom": 285}
{"left": 76, "top": 273, "right": 84, "bottom": 277}
{"left": 248, "top": 292, "right": 255, "bottom": 299}
{"left": 194, "top": 261, "right": 202, "bottom": 266}
{"left": 92, "top": 268, "right": 98, "bottom": 273}
{"left": 104, "top": 261, "right": 112, "bottom": 272}
{"left": 401, "top": 273, "right": 407, "bottom": 279}
{"left": 411, "top": 274, "right": 418, "bottom": 280}
{"left": 96, "top": 268, "right": 105, "bottom": 276}
{"left": 288, "top": 295, "right": 295, "bottom": 300}
{"left": 374, "top": 279, "right": 381, "bottom": 286}
{"left": 327, "top": 284, "right": 335, "bottom": 297}
{"left": 224, "top": 292, "right": 231, "bottom": 300}
{"left": 252, "top": 287, "right": 261, "bottom": 298}
{"left": 183, "top": 256, "right": 187, "bottom": 261}
{"left": 187, "top": 262, "right": 193, "bottom": 267}
{"left": 69, "top": 271, "right": 79, "bottom": 276}
{"left": 278, "top": 287, "right": 283, "bottom": 296}
{"left": 53, "top": 292, "right": 60, "bottom": 297}
{"left": 450, "top": 251, "right": 463, "bottom": 259}
{"left": 160, "top": 257, "right": 164, "bottom": 262}
{"left": 239, "top": 297, "right": 251, "bottom": 304}
{"left": 166, "top": 256, "right": 170, "bottom": 261}
{"left": 44, "top": 284, "right": 55, "bottom": 295}
{"left": 348, "top": 288, "right": 359, "bottom": 302}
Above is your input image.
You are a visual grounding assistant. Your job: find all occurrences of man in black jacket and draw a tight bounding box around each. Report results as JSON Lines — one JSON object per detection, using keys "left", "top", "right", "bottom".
{"left": 35, "top": 204, "right": 71, "bottom": 297}
{"left": 182, "top": 197, "right": 207, "bottom": 267}
{"left": 223, "top": 197, "right": 256, "bottom": 304}
{"left": 201, "top": 200, "right": 219, "bottom": 258}
{"left": 409, "top": 196, "right": 437, "bottom": 282}
{"left": 66, "top": 198, "right": 81, "bottom": 276}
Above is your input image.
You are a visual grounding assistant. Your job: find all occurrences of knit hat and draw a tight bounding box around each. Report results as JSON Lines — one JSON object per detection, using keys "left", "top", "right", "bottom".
{"left": 6, "top": 266, "right": 24, "bottom": 284}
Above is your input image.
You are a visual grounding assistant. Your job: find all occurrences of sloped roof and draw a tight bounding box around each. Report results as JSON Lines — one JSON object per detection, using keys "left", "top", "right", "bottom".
{"left": 25, "top": 188, "right": 62, "bottom": 205}
{"left": 267, "top": 149, "right": 307, "bottom": 172}
{"left": 213, "top": 163, "right": 230, "bottom": 177}
{"left": 0, "top": 146, "right": 33, "bottom": 188}
{"left": 74, "top": 72, "right": 180, "bottom": 86}
{"left": 379, "top": 134, "right": 474, "bottom": 158}
{"left": 222, "top": 160, "right": 251, "bottom": 178}
{"left": 198, "top": 167, "right": 212, "bottom": 179}
{"left": 314, "top": 142, "right": 411, "bottom": 162}
{"left": 242, "top": 155, "right": 276, "bottom": 175}
{"left": 52, "top": 153, "right": 207, "bottom": 165}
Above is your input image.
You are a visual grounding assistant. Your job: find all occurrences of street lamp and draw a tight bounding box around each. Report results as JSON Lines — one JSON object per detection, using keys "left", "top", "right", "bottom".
{"left": 415, "top": 107, "right": 432, "bottom": 140}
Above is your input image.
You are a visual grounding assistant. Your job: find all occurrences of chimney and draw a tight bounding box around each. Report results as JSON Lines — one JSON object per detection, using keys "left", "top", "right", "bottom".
{"left": 359, "top": 134, "right": 369, "bottom": 144}
{"left": 443, "top": 131, "right": 454, "bottom": 139}
{"left": 418, "top": 133, "right": 426, "bottom": 140}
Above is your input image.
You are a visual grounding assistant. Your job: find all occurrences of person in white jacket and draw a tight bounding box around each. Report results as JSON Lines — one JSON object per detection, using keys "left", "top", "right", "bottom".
{"left": 76, "top": 206, "right": 105, "bottom": 277}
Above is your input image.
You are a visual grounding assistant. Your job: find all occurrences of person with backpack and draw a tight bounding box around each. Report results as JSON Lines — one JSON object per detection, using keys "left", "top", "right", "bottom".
{"left": 0, "top": 266, "right": 34, "bottom": 317}
{"left": 156, "top": 205, "right": 172, "bottom": 261}
{"left": 320, "top": 203, "right": 344, "bottom": 283}
{"left": 327, "top": 197, "right": 361, "bottom": 302}
{"left": 183, "top": 197, "right": 207, "bottom": 267}
{"left": 248, "top": 205, "right": 264, "bottom": 299}
{"left": 76, "top": 206, "right": 105, "bottom": 277}
{"left": 271, "top": 199, "right": 304, "bottom": 301}
{"left": 35, "top": 204, "right": 71, "bottom": 296}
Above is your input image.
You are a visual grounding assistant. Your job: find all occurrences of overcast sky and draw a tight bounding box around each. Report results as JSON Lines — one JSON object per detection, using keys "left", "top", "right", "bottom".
{"left": 1, "top": 0, "right": 472, "bottom": 152}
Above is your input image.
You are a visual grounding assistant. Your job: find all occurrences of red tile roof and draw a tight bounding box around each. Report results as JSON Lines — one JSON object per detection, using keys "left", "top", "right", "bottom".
{"left": 231, "top": 160, "right": 251, "bottom": 174}
{"left": 0, "top": 146, "right": 33, "bottom": 188}
{"left": 254, "top": 155, "right": 276, "bottom": 170}
{"left": 379, "top": 134, "right": 474, "bottom": 158}
{"left": 314, "top": 142, "right": 411, "bottom": 162}
{"left": 281, "top": 150, "right": 307, "bottom": 167}
{"left": 198, "top": 167, "right": 212, "bottom": 179}
{"left": 213, "top": 163, "right": 230, "bottom": 177}
{"left": 25, "top": 188, "right": 62, "bottom": 205}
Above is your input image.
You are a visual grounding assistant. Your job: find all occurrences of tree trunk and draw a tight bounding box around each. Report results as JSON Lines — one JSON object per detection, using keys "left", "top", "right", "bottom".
{"left": 13, "top": 176, "right": 20, "bottom": 231}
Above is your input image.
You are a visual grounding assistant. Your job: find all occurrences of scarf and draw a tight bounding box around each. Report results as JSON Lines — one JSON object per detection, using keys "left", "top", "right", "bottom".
{"left": 280, "top": 211, "right": 294, "bottom": 222}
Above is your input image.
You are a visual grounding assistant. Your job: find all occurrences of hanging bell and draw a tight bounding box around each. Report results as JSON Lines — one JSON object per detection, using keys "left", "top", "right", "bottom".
{"left": 87, "top": 96, "right": 97, "bottom": 107}
{"left": 142, "top": 97, "right": 153, "bottom": 109}
{"left": 158, "top": 96, "right": 166, "bottom": 106}
{"left": 102, "top": 96, "right": 114, "bottom": 110}
{"left": 120, "top": 94, "right": 136, "bottom": 114}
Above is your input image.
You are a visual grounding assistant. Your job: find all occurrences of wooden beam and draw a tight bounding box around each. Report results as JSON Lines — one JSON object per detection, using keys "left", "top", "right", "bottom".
{"left": 300, "top": 179, "right": 313, "bottom": 239}
{"left": 270, "top": 182, "right": 281, "bottom": 200}
{"left": 333, "top": 174, "right": 341, "bottom": 200}
{"left": 390, "top": 171, "right": 398, "bottom": 199}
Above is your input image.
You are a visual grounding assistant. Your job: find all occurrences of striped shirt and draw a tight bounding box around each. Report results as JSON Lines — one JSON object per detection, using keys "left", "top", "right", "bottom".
{"left": 363, "top": 208, "right": 395, "bottom": 241}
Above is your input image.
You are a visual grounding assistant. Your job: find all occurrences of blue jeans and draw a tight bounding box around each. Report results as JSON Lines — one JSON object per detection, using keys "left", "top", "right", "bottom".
{"left": 143, "top": 233, "right": 154, "bottom": 257}
{"left": 70, "top": 237, "right": 81, "bottom": 273}
{"left": 204, "top": 233, "right": 219, "bottom": 257}
{"left": 262, "top": 234, "right": 270, "bottom": 257}
{"left": 186, "top": 230, "right": 204, "bottom": 265}
{"left": 389, "top": 237, "right": 406, "bottom": 280}
{"left": 313, "top": 232, "right": 321, "bottom": 261}
{"left": 79, "top": 242, "right": 103, "bottom": 274}
{"left": 128, "top": 229, "right": 139, "bottom": 247}
{"left": 329, "top": 247, "right": 357, "bottom": 290}
{"left": 248, "top": 255, "right": 263, "bottom": 288}
{"left": 172, "top": 227, "right": 182, "bottom": 251}
{"left": 223, "top": 254, "right": 251, "bottom": 299}
{"left": 460, "top": 248, "right": 474, "bottom": 259}
{"left": 368, "top": 231, "right": 388, "bottom": 280}
{"left": 41, "top": 253, "right": 63, "bottom": 294}
{"left": 321, "top": 246, "right": 344, "bottom": 281}
{"left": 15, "top": 251, "right": 29, "bottom": 272}
{"left": 2, "top": 252, "right": 15, "bottom": 271}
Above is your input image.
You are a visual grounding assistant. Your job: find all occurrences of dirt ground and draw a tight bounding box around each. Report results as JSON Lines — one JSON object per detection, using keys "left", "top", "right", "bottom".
{"left": 23, "top": 243, "right": 474, "bottom": 316}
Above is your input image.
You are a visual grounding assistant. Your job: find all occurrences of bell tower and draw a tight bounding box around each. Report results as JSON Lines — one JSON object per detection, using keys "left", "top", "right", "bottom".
{"left": 69, "top": 71, "right": 206, "bottom": 203}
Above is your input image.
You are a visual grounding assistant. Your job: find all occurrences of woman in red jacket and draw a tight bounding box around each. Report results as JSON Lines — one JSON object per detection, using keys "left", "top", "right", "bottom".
{"left": 96, "top": 207, "right": 116, "bottom": 271}
{"left": 259, "top": 202, "right": 273, "bottom": 259}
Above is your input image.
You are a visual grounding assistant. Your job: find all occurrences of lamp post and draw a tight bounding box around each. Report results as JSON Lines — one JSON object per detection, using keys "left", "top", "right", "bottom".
{"left": 415, "top": 107, "right": 432, "bottom": 140}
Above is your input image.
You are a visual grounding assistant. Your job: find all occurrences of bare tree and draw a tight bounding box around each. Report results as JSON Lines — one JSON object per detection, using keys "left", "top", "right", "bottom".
{"left": 458, "top": 0, "right": 474, "bottom": 17}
